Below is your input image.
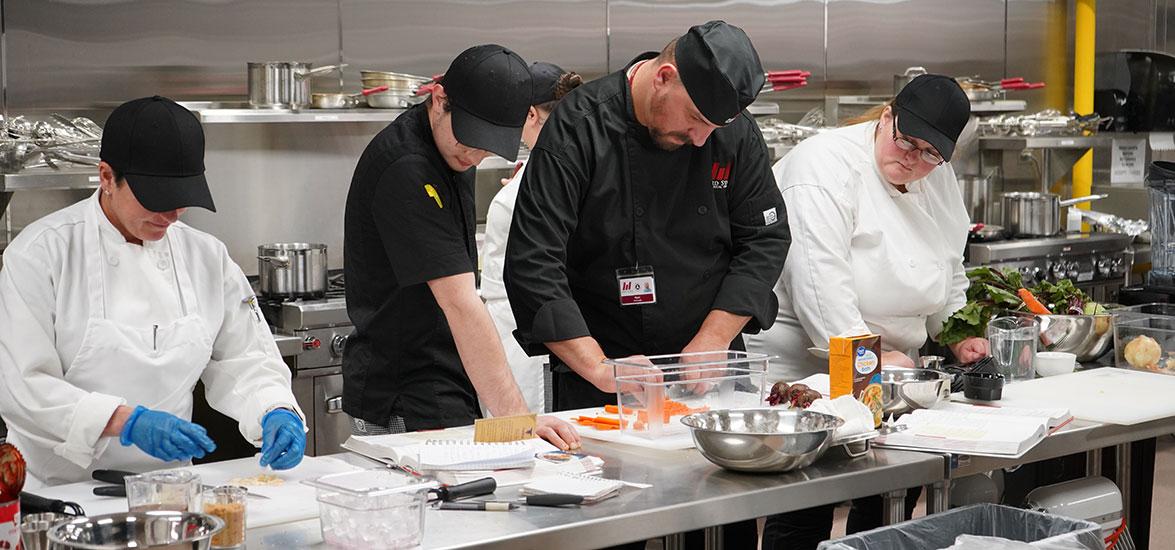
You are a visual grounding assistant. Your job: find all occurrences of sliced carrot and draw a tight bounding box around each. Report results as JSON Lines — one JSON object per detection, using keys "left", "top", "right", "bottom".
{"left": 591, "top": 416, "right": 621, "bottom": 427}
{"left": 1018, "top": 288, "right": 1051, "bottom": 314}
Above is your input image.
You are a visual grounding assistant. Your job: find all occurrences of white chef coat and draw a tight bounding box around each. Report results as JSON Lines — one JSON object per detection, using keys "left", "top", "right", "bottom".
{"left": 479, "top": 159, "right": 546, "bottom": 413}
{"left": 0, "top": 191, "right": 303, "bottom": 486}
{"left": 745, "top": 122, "right": 970, "bottom": 382}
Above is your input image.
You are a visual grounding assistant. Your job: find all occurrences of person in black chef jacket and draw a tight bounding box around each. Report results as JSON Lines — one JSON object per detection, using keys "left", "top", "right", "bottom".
{"left": 342, "top": 45, "right": 578, "bottom": 449}
{"left": 504, "top": 21, "right": 789, "bottom": 548}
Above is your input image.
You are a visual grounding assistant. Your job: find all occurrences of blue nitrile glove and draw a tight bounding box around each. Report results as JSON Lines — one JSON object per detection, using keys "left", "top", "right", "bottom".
{"left": 259, "top": 409, "right": 305, "bottom": 470}
{"left": 119, "top": 405, "right": 217, "bottom": 462}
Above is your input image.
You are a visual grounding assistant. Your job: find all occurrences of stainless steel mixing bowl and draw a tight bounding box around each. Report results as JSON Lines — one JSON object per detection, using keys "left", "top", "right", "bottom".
{"left": 680, "top": 408, "right": 844, "bottom": 473}
{"left": 881, "top": 367, "right": 951, "bottom": 417}
{"left": 47, "top": 512, "right": 223, "bottom": 550}
{"left": 1036, "top": 313, "right": 1115, "bottom": 362}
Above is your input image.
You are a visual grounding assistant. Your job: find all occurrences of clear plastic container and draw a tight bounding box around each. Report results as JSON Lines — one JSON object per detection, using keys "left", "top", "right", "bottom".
{"left": 303, "top": 469, "right": 438, "bottom": 550}
{"left": 1113, "top": 303, "right": 1175, "bottom": 374}
{"left": 606, "top": 351, "right": 771, "bottom": 439}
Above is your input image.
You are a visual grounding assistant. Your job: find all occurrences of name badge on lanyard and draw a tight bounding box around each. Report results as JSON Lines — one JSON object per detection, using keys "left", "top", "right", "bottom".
{"left": 617, "top": 265, "right": 656, "bottom": 306}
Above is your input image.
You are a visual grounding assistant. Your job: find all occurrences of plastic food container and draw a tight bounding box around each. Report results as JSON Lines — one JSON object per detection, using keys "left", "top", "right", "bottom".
{"left": 304, "top": 469, "right": 438, "bottom": 550}
{"left": 607, "top": 351, "right": 771, "bottom": 439}
{"left": 1112, "top": 303, "right": 1175, "bottom": 374}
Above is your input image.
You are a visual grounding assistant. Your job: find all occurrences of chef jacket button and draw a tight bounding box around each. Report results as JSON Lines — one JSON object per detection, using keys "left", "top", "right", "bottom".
{"left": 107, "top": 255, "right": 119, "bottom": 267}
{"left": 697, "top": 205, "right": 708, "bottom": 215}
{"left": 908, "top": 259, "right": 916, "bottom": 267}
{"left": 157, "top": 259, "right": 169, "bottom": 270}
{"left": 635, "top": 206, "right": 645, "bottom": 217}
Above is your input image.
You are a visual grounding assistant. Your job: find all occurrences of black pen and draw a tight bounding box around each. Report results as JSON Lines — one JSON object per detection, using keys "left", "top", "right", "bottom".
{"left": 437, "top": 501, "right": 517, "bottom": 511}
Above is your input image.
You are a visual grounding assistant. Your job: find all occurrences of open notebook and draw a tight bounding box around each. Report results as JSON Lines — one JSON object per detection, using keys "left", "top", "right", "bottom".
{"left": 520, "top": 472, "right": 624, "bottom": 504}
{"left": 876, "top": 408, "right": 1049, "bottom": 458}
{"left": 344, "top": 432, "right": 552, "bottom": 473}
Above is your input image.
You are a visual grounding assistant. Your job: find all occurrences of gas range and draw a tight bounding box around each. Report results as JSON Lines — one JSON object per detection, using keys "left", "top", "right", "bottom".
{"left": 967, "top": 232, "right": 1135, "bottom": 302}
{"left": 258, "top": 279, "right": 353, "bottom": 457}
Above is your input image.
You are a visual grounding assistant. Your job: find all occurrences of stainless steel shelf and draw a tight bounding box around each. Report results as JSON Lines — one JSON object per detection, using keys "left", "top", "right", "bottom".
{"left": 179, "top": 101, "right": 405, "bottom": 124}
{"left": 970, "top": 99, "right": 1027, "bottom": 113}
{"left": 0, "top": 167, "right": 100, "bottom": 192}
{"left": 979, "top": 135, "right": 1110, "bottom": 150}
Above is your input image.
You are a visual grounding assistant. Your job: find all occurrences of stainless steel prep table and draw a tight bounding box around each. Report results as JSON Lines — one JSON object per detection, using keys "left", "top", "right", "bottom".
{"left": 244, "top": 443, "right": 946, "bottom": 549}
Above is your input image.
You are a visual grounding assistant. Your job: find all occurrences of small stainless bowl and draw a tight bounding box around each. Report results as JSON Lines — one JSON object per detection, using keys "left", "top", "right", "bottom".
{"left": 881, "top": 367, "right": 951, "bottom": 417}
{"left": 680, "top": 408, "right": 844, "bottom": 473}
{"left": 1035, "top": 313, "right": 1114, "bottom": 362}
{"left": 47, "top": 511, "right": 223, "bottom": 549}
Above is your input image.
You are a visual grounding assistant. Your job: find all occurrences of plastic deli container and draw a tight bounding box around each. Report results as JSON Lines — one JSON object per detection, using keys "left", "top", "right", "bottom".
{"left": 817, "top": 503, "right": 1102, "bottom": 550}
{"left": 1113, "top": 303, "right": 1175, "bottom": 375}
{"left": 606, "top": 351, "right": 771, "bottom": 439}
{"left": 304, "top": 469, "right": 438, "bottom": 550}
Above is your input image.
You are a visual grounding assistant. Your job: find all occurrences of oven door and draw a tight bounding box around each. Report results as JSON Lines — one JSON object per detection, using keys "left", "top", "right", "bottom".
{"left": 313, "top": 371, "right": 349, "bottom": 456}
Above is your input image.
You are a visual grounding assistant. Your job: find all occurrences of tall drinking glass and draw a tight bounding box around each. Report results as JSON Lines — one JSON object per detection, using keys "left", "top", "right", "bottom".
{"left": 987, "top": 316, "right": 1040, "bottom": 383}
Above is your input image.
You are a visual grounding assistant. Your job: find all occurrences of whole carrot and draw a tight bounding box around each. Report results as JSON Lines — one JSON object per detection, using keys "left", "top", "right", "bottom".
{"left": 1018, "top": 288, "right": 1051, "bottom": 314}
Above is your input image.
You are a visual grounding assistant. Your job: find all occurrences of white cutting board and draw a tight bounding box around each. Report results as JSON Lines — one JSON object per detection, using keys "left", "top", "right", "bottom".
{"left": 32, "top": 456, "right": 361, "bottom": 528}
{"left": 956, "top": 367, "right": 1175, "bottom": 426}
{"left": 552, "top": 408, "right": 697, "bottom": 451}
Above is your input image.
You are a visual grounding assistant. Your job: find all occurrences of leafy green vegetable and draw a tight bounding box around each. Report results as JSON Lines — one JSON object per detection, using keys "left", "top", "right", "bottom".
{"left": 938, "top": 267, "right": 1095, "bottom": 345}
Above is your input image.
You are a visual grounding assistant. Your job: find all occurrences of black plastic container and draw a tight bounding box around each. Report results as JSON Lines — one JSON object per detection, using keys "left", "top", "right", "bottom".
{"left": 963, "top": 372, "right": 1005, "bottom": 401}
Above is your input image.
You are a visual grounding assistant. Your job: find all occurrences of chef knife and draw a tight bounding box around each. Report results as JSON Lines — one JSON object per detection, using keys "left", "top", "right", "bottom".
{"left": 91, "top": 469, "right": 271, "bottom": 499}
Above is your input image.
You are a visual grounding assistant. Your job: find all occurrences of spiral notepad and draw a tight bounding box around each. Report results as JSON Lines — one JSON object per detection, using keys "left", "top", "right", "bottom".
{"left": 417, "top": 440, "right": 534, "bottom": 471}
{"left": 520, "top": 472, "right": 624, "bottom": 504}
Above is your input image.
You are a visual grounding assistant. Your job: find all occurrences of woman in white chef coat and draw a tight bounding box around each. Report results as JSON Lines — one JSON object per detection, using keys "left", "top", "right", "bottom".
{"left": 747, "top": 74, "right": 989, "bottom": 382}
{"left": 480, "top": 62, "right": 582, "bottom": 413}
{"left": 752, "top": 75, "right": 990, "bottom": 550}
{"left": 0, "top": 97, "right": 306, "bottom": 487}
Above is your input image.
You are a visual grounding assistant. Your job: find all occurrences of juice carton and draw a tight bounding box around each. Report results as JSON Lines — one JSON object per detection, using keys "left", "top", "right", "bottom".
{"left": 829, "top": 334, "right": 883, "bottom": 427}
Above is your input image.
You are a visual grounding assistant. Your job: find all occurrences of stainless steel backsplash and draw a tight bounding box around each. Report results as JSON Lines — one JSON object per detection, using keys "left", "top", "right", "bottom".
{"left": 0, "top": 0, "right": 1166, "bottom": 273}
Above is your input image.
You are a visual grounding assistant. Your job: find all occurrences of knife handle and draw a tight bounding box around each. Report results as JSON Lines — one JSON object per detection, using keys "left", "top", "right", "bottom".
{"left": 524, "top": 493, "right": 584, "bottom": 507}
{"left": 93, "top": 485, "right": 127, "bottom": 498}
{"left": 434, "top": 477, "right": 497, "bottom": 502}
{"left": 92, "top": 469, "right": 137, "bottom": 485}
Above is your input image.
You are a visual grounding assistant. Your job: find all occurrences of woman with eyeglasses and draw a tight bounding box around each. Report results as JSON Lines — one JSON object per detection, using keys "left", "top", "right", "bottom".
{"left": 749, "top": 74, "right": 991, "bottom": 549}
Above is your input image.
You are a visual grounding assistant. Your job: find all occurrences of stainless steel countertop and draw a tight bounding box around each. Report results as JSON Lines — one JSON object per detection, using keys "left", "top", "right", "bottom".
{"left": 244, "top": 443, "right": 945, "bottom": 549}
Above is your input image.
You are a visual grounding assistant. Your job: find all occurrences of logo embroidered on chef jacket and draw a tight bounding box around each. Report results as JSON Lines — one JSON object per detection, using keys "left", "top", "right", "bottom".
{"left": 724, "top": 115, "right": 737, "bottom": 124}
{"left": 424, "top": 184, "right": 443, "bottom": 208}
{"left": 711, "top": 162, "right": 731, "bottom": 189}
{"left": 763, "top": 207, "right": 778, "bottom": 226}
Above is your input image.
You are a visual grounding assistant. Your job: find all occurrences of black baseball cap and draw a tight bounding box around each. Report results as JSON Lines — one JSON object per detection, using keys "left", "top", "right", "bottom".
{"left": 439, "top": 44, "right": 531, "bottom": 162}
{"left": 893, "top": 74, "right": 971, "bottom": 162}
{"left": 99, "top": 96, "right": 215, "bottom": 213}
{"left": 675, "top": 21, "right": 765, "bottom": 126}
{"left": 529, "top": 61, "right": 566, "bottom": 105}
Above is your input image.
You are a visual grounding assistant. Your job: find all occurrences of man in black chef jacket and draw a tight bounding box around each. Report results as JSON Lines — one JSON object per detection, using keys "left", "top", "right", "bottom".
{"left": 342, "top": 44, "right": 578, "bottom": 449}
{"left": 504, "top": 21, "right": 787, "bottom": 548}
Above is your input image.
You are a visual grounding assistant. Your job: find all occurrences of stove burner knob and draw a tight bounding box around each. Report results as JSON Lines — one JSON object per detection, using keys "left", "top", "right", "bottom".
{"left": 1110, "top": 258, "right": 1126, "bottom": 277}
{"left": 303, "top": 336, "right": 322, "bottom": 351}
{"left": 1096, "top": 258, "right": 1112, "bottom": 279}
{"left": 1030, "top": 266, "right": 1046, "bottom": 283}
{"left": 1065, "top": 261, "right": 1080, "bottom": 281}
{"left": 330, "top": 334, "right": 349, "bottom": 358}
{"left": 1048, "top": 262, "right": 1066, "bottom": 281}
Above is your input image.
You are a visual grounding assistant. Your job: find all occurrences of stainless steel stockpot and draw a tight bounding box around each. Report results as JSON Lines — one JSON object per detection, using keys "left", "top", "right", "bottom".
{"left": 257, "top": 243, "right": 328, "bottom": 299}
{"left": 1001, "top": 192, "right": 1107, "bottom": 237}
{"left": 247, "top": 62, "right": 345, "bottom": 109}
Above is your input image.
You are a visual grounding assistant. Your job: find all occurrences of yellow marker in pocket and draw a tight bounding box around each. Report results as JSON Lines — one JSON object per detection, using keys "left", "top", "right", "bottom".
{"left": 424, "top": 184, "right": 443, "bottom": 208}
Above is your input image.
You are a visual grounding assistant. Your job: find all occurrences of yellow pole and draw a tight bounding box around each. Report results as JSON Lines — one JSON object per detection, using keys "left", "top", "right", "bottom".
{"left": 1073, "top": 0, "right": 1096, "bottom": 220}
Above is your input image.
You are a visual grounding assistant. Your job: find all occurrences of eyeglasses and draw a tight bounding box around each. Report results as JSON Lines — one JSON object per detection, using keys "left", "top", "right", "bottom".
{"left": 891, "top": 116, "right": 945, "bottom": 166}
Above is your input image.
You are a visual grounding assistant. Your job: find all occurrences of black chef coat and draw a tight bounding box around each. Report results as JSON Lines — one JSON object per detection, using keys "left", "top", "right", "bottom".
{"left": 504, "top": 53, "right": 790, "bottom": 372}
{"left": 342, "top": 103, "right": 480, "bottom": 431}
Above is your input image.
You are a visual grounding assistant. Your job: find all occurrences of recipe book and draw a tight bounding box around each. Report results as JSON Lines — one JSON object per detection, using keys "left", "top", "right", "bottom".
{"left": 876, "top": 409, "right": 1049, "bottom": 458}
{"left": 936, "top": 402, "right": 1073, "bottom": 430}
{"left": 520, "top": 472, "right": 624, "bottom": 504}
{"left": 343, "top": 433, "right": 550, "bottom": 473}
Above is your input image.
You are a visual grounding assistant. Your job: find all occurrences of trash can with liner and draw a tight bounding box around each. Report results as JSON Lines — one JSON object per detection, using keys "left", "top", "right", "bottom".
{"left": 817, "top": 503, "right": 1103, "bottom": 550}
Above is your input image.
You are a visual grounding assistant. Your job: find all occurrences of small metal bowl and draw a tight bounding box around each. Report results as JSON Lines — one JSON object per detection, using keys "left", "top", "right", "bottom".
{"left": 881, "top": 367, "right": 951, "bottom": 417}
{"left": 47, "top": 511, "right": 223, "bottom": 549}
{"left": 680, "top": 408, "right": 844, "bottom": 473}
{"left": 1035, "top": 313, "right": 1115, "bottom": 362}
